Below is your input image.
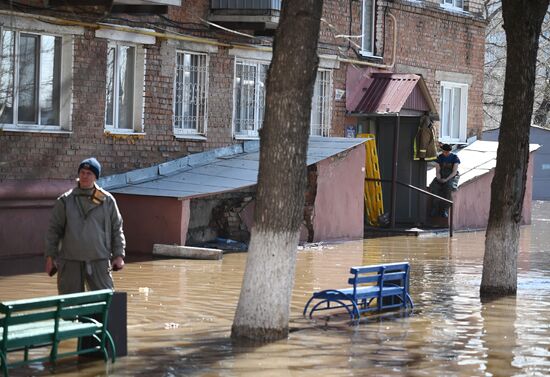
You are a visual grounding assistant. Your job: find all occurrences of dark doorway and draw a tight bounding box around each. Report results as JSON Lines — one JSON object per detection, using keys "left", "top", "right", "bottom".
{"left": 376, "top": 116, "right": 427, "bottom": 225}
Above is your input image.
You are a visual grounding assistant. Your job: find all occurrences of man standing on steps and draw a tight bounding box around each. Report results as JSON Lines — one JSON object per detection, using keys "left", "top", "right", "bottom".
{"left": 45, "top": 157, "right": 126, "bottom": 294}
{"left": 429, "top": 144, "right": 460, "bottom": 218}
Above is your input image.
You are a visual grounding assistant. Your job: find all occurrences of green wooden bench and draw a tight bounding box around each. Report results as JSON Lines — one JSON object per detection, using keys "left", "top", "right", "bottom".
{"left": 0, "top": 289, "right": 116, "bottom": 376}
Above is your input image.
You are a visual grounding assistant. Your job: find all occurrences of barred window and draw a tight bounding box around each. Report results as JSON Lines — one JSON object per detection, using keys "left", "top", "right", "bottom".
{"left": 174, "top": 51, "right": 208, "bottom": 136}
{"left": 233, "top": 59, "right": 268, "bottom": 138}
{"left": 310, "top": 70, "right": 332, "bottom": 137}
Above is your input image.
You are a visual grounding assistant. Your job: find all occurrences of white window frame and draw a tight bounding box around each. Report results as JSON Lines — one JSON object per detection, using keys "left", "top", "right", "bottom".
{"left": 0, "top": 28, "right": 72, "bottom": 133}
{"left": 360, "top": 0, "right": 376, "bottom": 57}
{"left": 440, "top": 0, "right": 464, "bottom": 11}
{"left": 173, "top": 50, "right": 209, "bottom": 138}
{"left": 232, "top": 58, "right": 269, "bottom": 139}
{"left": 439, "top": 81, "right": 468, "bottom": 143}
{"left": 310, "top": 69, "right": 333, "bottom": 137}
{"left": 104, "top": 42, "right": 145, "bottom": 134}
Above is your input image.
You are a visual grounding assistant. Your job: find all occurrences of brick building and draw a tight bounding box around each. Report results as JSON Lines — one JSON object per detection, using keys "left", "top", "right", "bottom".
{"left": 0, "top": 0, "right": 486, "bottom": 259}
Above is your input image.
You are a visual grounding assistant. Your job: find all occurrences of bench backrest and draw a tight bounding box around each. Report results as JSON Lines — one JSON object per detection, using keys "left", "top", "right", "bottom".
{"left": 0, "top": 289, "right": 113, "bottom": 342}
{"left": 348, "top": 262, "right": 410, "bottom": 296}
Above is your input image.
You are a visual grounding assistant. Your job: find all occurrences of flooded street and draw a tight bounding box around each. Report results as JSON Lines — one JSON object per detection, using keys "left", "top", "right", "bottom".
{"left": 2, "top": 202, "right": 550, "bottom": 376}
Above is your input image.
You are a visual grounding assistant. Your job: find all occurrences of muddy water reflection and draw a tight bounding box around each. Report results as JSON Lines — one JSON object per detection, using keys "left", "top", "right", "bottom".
{"left": 2, "top": 203, "right": 550, "bottom": 376}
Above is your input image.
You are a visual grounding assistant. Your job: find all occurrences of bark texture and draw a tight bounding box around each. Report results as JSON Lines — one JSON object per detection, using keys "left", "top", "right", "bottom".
{"left": 481, "top": 0, "right": 549, "bottom": 298}
{"left": 231, "top": 0, "right": 324, "bottom": 342}
{"left": 533, "top": 71, "right": 550, "bottom": 127}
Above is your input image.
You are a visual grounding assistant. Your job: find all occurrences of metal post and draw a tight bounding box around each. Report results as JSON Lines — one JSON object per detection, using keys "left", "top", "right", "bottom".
{"left": 449, "top": 204, "right": 453, "bottom": 237}
{"left": 390, "top": 114, "right": 400, "bottom": 228}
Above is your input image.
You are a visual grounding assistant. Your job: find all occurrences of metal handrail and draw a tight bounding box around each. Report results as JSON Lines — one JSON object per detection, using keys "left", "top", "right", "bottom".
{"left": 365, "top": 178, "right": 453, "bottom": 237}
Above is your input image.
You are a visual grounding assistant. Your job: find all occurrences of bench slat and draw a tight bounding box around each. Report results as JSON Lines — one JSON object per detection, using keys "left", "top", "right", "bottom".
{"left": 61, "top": 302, "right": 108, "bottom": 318}
{"left": 0, "top": 289, "right": 113, "bottom": 313}
{"left": 0, "top": 310, "right": 58, "bottom": 327}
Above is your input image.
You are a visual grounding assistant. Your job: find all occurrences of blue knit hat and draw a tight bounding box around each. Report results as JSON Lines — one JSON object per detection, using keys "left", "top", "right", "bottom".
{"left": 78, "top": 157, "right": 101, "bottom": 179}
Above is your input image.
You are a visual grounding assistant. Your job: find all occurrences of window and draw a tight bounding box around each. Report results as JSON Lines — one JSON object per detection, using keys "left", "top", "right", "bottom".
{"left": 233, "top": 59, "right": 268, "bottom": 138}
{"left": 439, "top": 82, "right": 468, "bottom": 143}
{"left": 361, "top": 0, "right": 375, "bottom": 56}
{"left": 441, "top": 0, "right": 463, "bottom": 10}
{"left": 105, "top": 43, "right": 137, "bottom": 131}
{"left": 174, "top": 51, "right": 208, "bottom": 137}
{"left": 310, "top": 70, "right": 332, "bottom": 137}
{"left": 0, "top": 30, "right": 61, "bottom": 128}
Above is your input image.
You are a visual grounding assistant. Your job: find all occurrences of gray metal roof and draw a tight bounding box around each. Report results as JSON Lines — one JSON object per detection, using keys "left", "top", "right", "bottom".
{"left": 98, "top": 137, "right": 368, "bottom": 199}
{"left": 427, "top": 140, "right": 541, "bottom": 187}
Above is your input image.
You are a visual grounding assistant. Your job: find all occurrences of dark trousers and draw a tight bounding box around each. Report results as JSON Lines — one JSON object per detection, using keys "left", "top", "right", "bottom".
{"left": 429, "top": 179, "right": 454, "bottom": 214}
{"left": 57, "top": 259, "right": 113, "bottom": 294}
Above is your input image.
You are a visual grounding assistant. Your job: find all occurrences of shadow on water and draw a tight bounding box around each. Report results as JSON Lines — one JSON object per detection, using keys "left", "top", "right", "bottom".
{"left": 2, "top": 201, "right": 550, "bottom": 376}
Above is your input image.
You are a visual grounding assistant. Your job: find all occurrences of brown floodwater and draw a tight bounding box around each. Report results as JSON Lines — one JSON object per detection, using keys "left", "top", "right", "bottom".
{"left": 2, "top": 202, "right": 550, "bottom": 376}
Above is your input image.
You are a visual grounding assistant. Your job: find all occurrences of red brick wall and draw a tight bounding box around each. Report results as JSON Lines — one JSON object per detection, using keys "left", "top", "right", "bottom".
{"left": 0, "top": 0, "right": 485, "bottom": 179}
{"left": 386, "top": 1, "right": 486, "bottom": 139}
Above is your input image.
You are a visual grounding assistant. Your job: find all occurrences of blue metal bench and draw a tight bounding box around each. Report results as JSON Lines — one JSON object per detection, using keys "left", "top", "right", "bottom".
{"left": 303, "top": 262, "right": 414, "bottom": 320}
{"left": 0, "top": 289, "right": 116, "bottom": 377}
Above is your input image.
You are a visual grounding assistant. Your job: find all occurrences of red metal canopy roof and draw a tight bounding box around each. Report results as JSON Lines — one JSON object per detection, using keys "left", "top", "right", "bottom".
{"left": 351, "top": 73, "right": 437, "bottom": 115}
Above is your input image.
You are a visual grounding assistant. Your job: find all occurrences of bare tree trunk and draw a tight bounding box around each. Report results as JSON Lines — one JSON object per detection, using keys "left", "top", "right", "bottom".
{"left": 533, "top": 69, "right": 550, "bottom": 127}
{"left": 231, "top": 0, "right": 324, "bottom": 342}
{"left": 481, "top": 0, "right": 549, "bottom": 298}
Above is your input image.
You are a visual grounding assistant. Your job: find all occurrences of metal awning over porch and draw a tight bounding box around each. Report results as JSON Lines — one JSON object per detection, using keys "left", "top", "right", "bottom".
{"left": 347, "top": 72, "right": 438, "bottom": 117}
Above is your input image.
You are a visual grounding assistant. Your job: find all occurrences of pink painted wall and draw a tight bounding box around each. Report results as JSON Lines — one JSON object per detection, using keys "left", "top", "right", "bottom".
{"left": 452, "top": 151, "right": 535, "bottom": 230}
{"left": 305, "top": 145, "right": 365, "bottom": 242}
{"left": 1, "top": 145, "right": 366, "bottom": 261}
{"left": 0, "top": 179, "right": 73, "bottom": 259}
{"left": 115, "top": 194, "right": 190, "bottom": 255}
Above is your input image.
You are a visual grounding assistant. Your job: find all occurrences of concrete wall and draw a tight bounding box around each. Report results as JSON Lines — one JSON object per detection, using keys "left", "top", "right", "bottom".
{"left": 452, "top": 151, "right": 535, "bottom": 230}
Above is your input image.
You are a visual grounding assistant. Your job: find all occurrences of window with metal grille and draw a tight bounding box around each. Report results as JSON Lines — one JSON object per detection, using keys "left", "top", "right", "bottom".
{"left": 174, "top": 51, "right": 208, "bottom": 136}
{"left": 233, "top": 58, "right": 268, "bottom": 138}
{"left": 310, "top": 70, "right": 332, "bottom": 137}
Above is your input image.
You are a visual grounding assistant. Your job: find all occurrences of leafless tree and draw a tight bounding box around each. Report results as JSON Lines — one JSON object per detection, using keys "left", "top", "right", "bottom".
{"left": 483, "top": 1, "right": 550, "bottom": 129}
{"left": 231, "top": 0, "right": 324, "bottom": 342}
{"left": 481, "top": 0, "right": 549, "bottom": 299}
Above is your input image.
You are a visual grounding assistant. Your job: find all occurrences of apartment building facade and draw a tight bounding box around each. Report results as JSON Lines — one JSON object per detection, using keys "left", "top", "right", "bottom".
{"left": 0, "top": 0, "right": 486, "bottom": 258}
